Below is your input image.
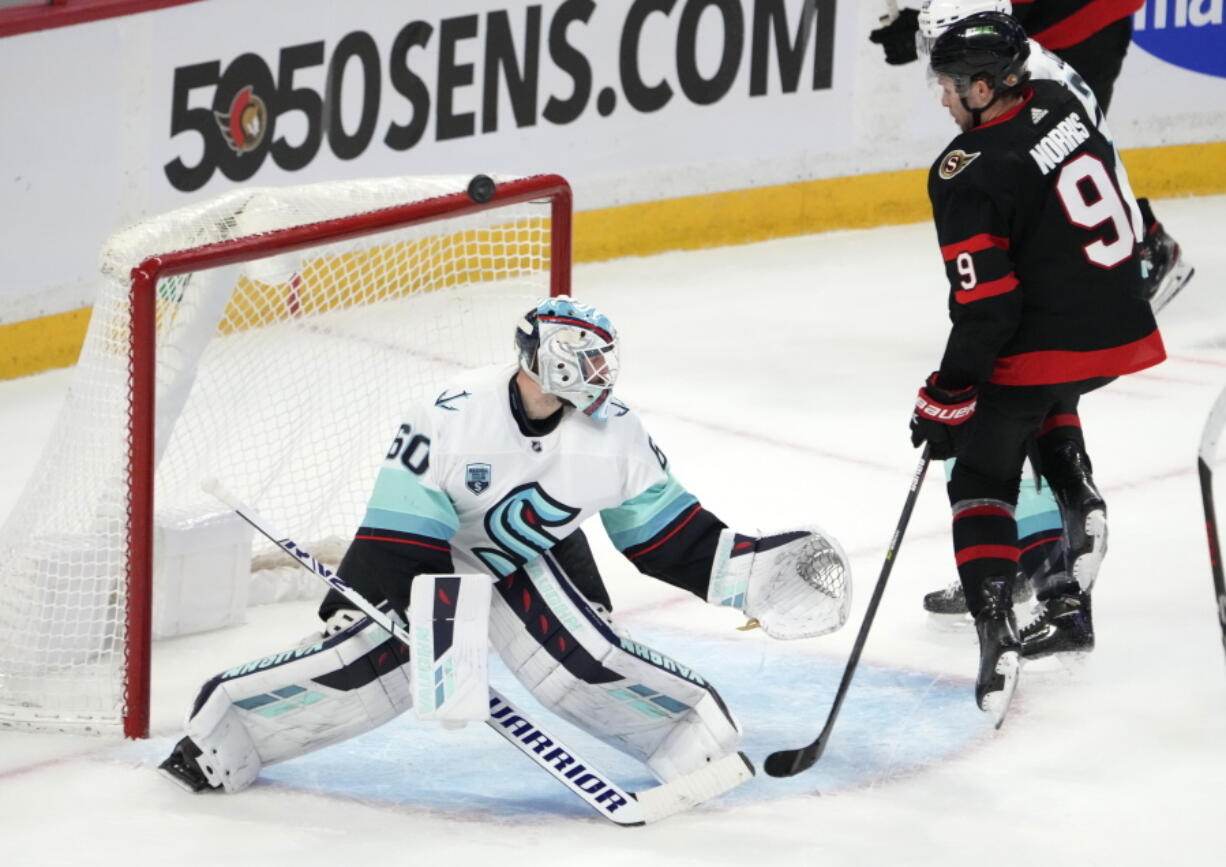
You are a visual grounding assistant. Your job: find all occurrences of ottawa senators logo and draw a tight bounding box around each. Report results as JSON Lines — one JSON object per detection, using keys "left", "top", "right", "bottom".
{"left": 938, "top": 149, "right": 981, "bottom": 180}
{"left": 214, "top": 85, "right": 268, "bottom": 155}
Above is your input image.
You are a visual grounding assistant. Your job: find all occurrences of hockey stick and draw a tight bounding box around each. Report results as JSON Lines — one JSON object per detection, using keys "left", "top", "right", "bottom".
{"left": 764, "top": 447, "right": 931, "bottom": 778}
{"left": 1198, "top": 386, "right": 1226, "bottom": 667}
{"left": 202, "top": 479, "right": 753, "bottom": 824}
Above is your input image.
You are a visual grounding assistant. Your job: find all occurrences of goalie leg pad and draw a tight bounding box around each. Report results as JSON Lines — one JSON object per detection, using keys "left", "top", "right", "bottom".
{"left": 409, "top": 573, "right": 494, "bottom": 726}
{"left": 182, "top": 607, "right": 413, "bottom": 792}
{"left": 708, "top": 525, "right": 852, "bottom": 639}
{"left": 491, "top": 553, "right": 741, "bottom": 783}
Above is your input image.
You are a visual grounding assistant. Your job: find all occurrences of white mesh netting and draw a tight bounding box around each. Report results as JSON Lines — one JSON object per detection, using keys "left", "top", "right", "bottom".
{"left": 0, "top": 174, "right": 564, "bottom": 733}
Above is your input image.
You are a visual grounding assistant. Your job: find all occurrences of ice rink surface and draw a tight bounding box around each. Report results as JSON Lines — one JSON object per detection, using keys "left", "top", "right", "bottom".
{"left": 1, "top": 195, "right": 1223, "bottom": 866}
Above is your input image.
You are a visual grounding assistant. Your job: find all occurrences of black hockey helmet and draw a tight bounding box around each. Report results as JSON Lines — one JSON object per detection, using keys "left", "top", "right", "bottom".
{"left": 929, "top": 11, "right": 1030, "bottom": 96}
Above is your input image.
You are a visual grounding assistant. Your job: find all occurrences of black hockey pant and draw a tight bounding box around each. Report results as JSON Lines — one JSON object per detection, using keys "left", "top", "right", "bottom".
{"left": 947, "top": 378, "right": 1108, "bottom": 615}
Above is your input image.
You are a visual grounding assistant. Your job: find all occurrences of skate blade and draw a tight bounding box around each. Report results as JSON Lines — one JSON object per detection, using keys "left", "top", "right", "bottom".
{"left": 1021, "top": 643, "right": 1094, "bottom": 673}
{"left": 980, "top": 650, "right": 1020, "bottom": 730}
{"left": 1149, "top": 262, "right": 1194, "bottom": 314}
{"left": 1053, "top": 648, "right": 1094, "bottom": 673}
{"left": 158, "top": 764, "right": 212, "bottom": 794}
{"left": 1071, "top": 509, "right": 1107, "bottom": 591}
{"left": 926, "top": 611, "right": 975, "bottom": 633}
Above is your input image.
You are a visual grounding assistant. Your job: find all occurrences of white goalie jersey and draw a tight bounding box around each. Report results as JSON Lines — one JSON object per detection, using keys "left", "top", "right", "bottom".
{"left": 366, "top": 363, "right": 690, "bottom": 579}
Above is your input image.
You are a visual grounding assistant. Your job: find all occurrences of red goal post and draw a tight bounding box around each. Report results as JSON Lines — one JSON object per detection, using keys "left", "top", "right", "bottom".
{"left": 0, "top": 173, "right": 572, "bottom": 738}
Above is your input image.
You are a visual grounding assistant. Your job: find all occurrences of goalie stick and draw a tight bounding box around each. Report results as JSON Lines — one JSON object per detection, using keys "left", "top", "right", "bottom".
{"left": 764, "top": 447, "right": 931, "bottom": 778}
{"left": 201, "top": 479, "right": 754, "bottom": 824}
{"left": 1199, "top": 385, "right": 1226, "bottom": 666}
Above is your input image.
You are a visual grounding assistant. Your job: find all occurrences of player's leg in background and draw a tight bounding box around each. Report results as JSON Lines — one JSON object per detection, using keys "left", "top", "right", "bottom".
{"left": 1036, "top": 402, "right": 1105, "bottom": 594}
{"left": 1019, "top": 399, "right": 1105, "bottom": 660}
{"left": 1137, "top": 196, "right": 1196, "bottom": 312}
{"left": 490, "top": 552, "right": 741, "bottom": 783}
{"left": 1015, "top": 461, "right": 1065, "bottom": 603}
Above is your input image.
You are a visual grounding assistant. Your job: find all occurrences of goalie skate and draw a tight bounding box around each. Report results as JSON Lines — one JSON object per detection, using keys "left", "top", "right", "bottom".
{"left": 158, "top": 737, "right": 220, "bottom": 793}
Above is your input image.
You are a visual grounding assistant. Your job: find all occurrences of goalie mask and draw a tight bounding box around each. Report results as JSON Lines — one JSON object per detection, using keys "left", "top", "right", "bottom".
{"left": 516, "top": 297, "right": 620, "bottom": 422}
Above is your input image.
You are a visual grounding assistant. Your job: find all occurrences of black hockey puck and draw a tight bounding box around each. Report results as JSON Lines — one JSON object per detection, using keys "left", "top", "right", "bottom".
{"left": 467, "top": 174, "right": 496, "bottom": 204}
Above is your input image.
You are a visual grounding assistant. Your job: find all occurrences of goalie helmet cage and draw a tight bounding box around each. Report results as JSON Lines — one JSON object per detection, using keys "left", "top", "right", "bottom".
{"left": 0, "top": 173, "right": 572, "bottom": 738}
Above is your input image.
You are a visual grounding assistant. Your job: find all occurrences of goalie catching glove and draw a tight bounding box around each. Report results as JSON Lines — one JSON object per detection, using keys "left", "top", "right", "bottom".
{"left": 708, "top": 526, "right": 852, "bottom": 639}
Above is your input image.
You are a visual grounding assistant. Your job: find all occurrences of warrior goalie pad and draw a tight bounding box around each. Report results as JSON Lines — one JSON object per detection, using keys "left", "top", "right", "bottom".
{"left": 408, "top": 573, "right": 494, "bottom": 727}
{"left": 708, "top": 525, "right": 852, "bottom": 640}
{"left": 182, "top": 605, "right": 413, "bottom": 792}
{"left": 491, "top": 554, "right": 741, "bottom": 783}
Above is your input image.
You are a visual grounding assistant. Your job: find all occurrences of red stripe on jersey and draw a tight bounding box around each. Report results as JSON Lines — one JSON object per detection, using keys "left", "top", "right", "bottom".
{"left": 1031, "top": 0, "right": 1143, "bottom": 50}
{"left": 941, "top": 234, "right": 1010, "bottom": 261}
{"left": 990, "top": 329, "right": 1166, "bottom": 386}
{"left": 954, "top": 504, "right": 1013, "bottom": 521}
{"left": 955, "top": 273, "right": 1019, "bottom": 304}
{"left": 627, "top": 505, "right": 703, "bottom": 561}
{"left": 955, "top": 545, "right": 1020, "bottom": 566}
{"left": 1038, "top": 413, "right": 1082, "bottom": 436}
{"left": 976, "top": 88, "right": 1034, "bottom": 130}
{"left": 1021, "top": 534, "right": 1064, "bottom": 555}
{"left": 353, "top": 534, "right": 451, "bottom": 553}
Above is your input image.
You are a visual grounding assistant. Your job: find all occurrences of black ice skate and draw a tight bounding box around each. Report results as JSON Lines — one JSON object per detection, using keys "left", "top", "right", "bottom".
{"left": 973, "top": 579, "right": 1021, "bottom": 728}
{"left": 1046, "top": 442, "right": 1108, "bottom": 593}
{"left": 1020, "top": 592, "right": 1094, "bottom": 661}
{"left": 1139, "top": 214, "right": 1194, "bottom": 314}
{"left": 923, "top": 572, "right": 1031, "bottom": 620}
{"left": 158, "top": 736, "right": 220, "bottom": 793}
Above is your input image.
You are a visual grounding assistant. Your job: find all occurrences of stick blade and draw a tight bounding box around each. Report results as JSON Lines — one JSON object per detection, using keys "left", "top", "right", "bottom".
{"left": 763, "top": 742, "right": 820, "bottom": 778}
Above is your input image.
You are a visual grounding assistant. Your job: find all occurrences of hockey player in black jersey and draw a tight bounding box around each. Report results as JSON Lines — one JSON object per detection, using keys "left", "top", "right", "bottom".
{"left": 909, "top": 13, "right": 1165, "bottom": 723}
{"left": 876, "top": 1, "right": 1193, "bottom": 630}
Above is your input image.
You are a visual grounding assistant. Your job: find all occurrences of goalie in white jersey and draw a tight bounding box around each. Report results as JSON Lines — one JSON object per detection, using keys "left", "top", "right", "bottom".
{"left": 160, "top": 296, "right": 852, "bottom": 796}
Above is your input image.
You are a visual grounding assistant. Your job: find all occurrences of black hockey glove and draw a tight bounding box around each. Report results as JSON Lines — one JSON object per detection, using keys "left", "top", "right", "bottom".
{"left": 869, "top": 7, "right": 920, "bottom": 65}
{"left": 910, "top": 373, "right": 977, "bottom": 460}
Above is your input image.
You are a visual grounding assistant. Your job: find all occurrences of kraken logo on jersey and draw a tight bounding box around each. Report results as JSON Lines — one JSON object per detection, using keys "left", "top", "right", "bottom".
{"left": 474, "top": 483, "right": 581, "bottom": 576}
{"left": 938, "top": 149, "right": 980, "bottom": 180}
{"left": 466, "top": 463, "right": 492, "bottom": 494}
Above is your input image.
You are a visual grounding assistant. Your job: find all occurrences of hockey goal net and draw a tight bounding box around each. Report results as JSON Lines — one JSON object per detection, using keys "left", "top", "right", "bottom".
{"left": 0, "top": 173, "right": 571, "bottom": 737}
